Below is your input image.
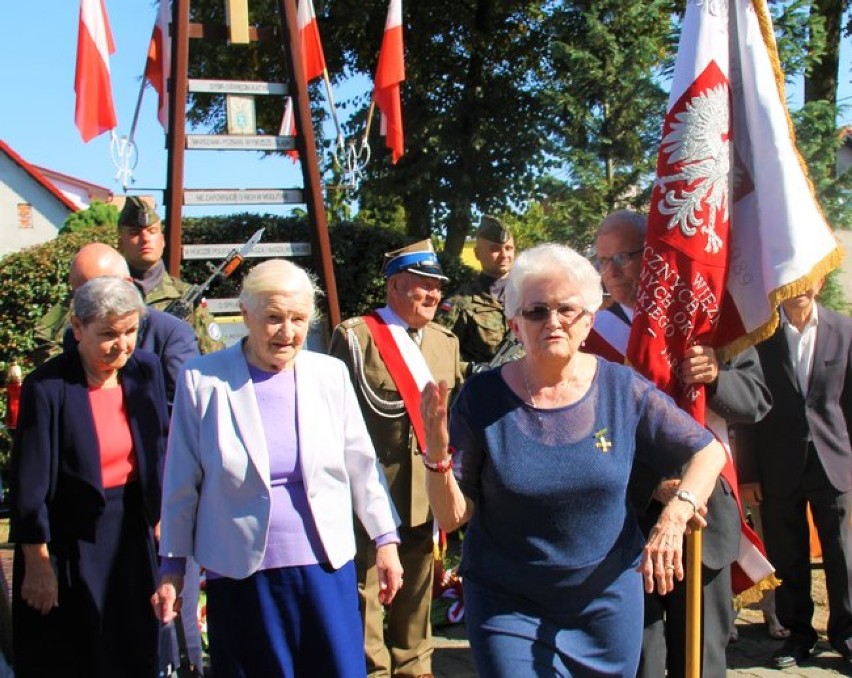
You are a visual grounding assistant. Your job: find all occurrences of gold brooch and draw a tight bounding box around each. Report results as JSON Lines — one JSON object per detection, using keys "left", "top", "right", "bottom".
{"left": 594, "top": 428, "right": 612, "bottom": 453}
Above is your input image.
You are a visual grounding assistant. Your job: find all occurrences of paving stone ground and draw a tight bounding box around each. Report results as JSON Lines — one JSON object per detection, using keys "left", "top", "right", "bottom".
{"left": 433, "top": 561, "right": 852, "bottom": 677}
{"left": 0, "top": 518, "right": 847, "bottom": 676}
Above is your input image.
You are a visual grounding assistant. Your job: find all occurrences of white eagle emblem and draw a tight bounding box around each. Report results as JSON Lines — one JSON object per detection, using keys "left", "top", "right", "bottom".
{"left": 654, "top": 84, "right": 730, "bottom": 254}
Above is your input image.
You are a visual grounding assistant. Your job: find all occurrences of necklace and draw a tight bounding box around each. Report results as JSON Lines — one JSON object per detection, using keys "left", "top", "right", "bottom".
{"left": 523, "top": 362, "right": 576, "bottom": 420}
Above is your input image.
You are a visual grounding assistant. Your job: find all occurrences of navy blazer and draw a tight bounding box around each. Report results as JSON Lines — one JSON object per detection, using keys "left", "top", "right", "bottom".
{"left": 62, "top": 308, "right": 199, "bottom": 409}
{"left": 10, "top": 346, "right": 169, "bottom": 550}
{"left": 755, "top": 304, "right": 852, "bottom": 495}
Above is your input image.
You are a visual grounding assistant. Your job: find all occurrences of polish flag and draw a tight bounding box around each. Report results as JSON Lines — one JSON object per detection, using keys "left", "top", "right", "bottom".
{"left": 282, "top": 0, "right": 327, "bottom": 161}
{"left": 627, "top": 0, "right": 841, "bottom": 595}
{"left": 298, "top": 0, "right": 326, "bottom": 82}
{"left": 373, "top": 0, "right": 405, "bottom": 164}
{"left": 74, "top": 0, "right": 117, "bottom": 142}
{"left": 144, "top": 0, "right": 171, "bottom": 130}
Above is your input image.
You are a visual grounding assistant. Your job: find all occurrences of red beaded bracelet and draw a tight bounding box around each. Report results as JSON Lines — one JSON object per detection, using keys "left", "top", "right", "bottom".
{"left": 422, "top": 455, "right": 454, "bottom": 473}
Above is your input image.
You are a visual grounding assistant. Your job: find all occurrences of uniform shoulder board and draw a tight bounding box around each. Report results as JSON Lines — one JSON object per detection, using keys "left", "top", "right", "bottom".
{"left": 339, "top": 316, "right": 366, "bottom": 330}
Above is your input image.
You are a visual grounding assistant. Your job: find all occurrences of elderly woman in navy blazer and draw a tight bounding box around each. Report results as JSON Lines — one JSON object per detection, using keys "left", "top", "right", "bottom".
{"left": 153, "top": 259, "right": 403, "bottom": 677}
{"left": 11, "top": 276, "right": 168, "bottom": 678}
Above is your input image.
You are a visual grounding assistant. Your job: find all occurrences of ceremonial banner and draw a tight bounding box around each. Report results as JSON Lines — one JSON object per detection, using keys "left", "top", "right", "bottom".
{"left": 373, "top": 0, "right": 405, "bottom": 163}
{"left": 144, "top": 0, "right": 171, "bottom": 130}
{"left": 74, "top": 0, "right": 117, "bottom": 142}
{"left": 627, "top": 0, "right": 841, "bottom": 593}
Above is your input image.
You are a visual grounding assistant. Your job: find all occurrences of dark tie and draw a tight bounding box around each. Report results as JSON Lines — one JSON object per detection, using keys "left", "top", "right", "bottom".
{"left": 407, "top": 327, "right": 421, "bottom": 346}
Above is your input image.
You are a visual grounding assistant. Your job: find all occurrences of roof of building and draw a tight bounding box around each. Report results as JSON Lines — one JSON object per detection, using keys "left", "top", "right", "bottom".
{"left": 0, "top": 139, "right": 80, "bottom": 213}
{"left": 32, "top": 164, "right": 112, "bottom": 203}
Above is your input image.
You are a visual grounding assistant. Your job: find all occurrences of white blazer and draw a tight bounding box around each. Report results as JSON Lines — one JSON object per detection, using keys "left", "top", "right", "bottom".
{"left": 160, "top": 342, "right": 399, "bottom": 578}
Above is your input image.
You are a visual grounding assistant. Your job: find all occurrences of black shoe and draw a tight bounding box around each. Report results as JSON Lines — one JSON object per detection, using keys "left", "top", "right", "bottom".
{"left": 772, "top": 639, "right": 816, "bottom": 669}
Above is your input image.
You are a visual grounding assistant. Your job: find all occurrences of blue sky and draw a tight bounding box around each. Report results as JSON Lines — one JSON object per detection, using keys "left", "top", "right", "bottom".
{"left": 0, "top": 1, "right": 363, "bottom": 219}
{"left": 1, "top": 2, "right": 850, "bottom": 219}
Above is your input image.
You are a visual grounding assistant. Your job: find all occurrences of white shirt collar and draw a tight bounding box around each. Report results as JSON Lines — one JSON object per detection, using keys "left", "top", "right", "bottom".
{"left": 378, "top": 305, "right": 421, "bottom": 337}
{"left": 780, "top": 303, "right": 819, "bottom": 332}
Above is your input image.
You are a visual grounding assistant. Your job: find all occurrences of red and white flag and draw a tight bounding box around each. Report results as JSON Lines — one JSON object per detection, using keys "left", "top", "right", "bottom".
{"left": 74, "top": 0, "right": 117, "bottom": 142}
{"left": 282, "top": 0, "right": 328, "bottom": 161}
{"left": 298, "top": 0, "right": 326, "bottom": 83}
{"left": 373, "top": 0, "right": 405, "bottom": 164}
{"left": 144, "top": 0, "right": 171, "bottom": 130}
{"left": 627, "top": 0, "right": 841, "bottom": 594}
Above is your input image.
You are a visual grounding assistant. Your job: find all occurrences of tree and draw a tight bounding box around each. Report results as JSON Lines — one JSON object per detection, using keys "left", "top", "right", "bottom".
{"left": 325, "top": 0, "right": 555, "bottom": 257}
{"left": 804, "top": 0, "right": 849, "bottom": 106}
{"left": 62, "top": 200, "right": 118, "bottom": 233}
{"left": 523, "top": 0, "right": 677, "bottom": 249}
{"left": 184, "top": 1, "right": 556, "bottom": 257}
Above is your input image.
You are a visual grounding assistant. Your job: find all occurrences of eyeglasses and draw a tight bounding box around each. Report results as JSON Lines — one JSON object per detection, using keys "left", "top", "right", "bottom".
{"left": 594, "top": 248, "right": 642, "bottom": 271}
{"left": 519, "top": 303, "right": 588, "bottom": 324}
{"left": 120, "top": 224, "right": 162, "bottom": 237}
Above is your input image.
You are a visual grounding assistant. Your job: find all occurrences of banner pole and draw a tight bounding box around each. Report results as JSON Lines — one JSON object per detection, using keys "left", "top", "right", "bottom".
{"left": 685, "top": 527, "right": 703, "bottom": 678}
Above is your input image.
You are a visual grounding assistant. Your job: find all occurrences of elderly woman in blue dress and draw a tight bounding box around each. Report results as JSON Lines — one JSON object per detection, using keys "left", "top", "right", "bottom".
{"left": 420, "top": 244, "right": 727, "bottom": 676}
{"left": 152, "top": 259, "right": 402, "bottom": 677}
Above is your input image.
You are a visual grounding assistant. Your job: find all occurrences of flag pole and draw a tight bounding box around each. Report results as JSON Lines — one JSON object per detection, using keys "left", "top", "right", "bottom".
{"left": 320, "top": 67, "right": 345, "bottom": 153}
{"left": 685, "top": 527, "right": 703, "bottom": 678}
{"left": 361, "top": 100, "right": 377, "bottom": 149}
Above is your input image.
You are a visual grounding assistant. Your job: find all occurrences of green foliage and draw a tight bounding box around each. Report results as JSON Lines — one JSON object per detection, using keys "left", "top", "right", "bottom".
{"left": 61, "top": 200, "right": 118, "bottom": 234}
{"left": 0, "top": 213, "right": 116, "bottom": 471}
{"left": 544, "top": 0, "right": 675, "bottom": 210}
{"left": 792, "top": 100, "right": 852, "bottom": 230}
{"left": 771, "top": 0, "right": 825, "bottom": 79}
{"left": 0, "top": 223, "right": 116, "bottom": 374}
{"left": 818, "top": 269, "right": 845, "bottom": 311}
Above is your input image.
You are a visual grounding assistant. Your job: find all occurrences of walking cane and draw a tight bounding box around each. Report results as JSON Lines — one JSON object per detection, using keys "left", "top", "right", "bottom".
{"left": 685, "top": 528, "right": 703, "bottom": 678}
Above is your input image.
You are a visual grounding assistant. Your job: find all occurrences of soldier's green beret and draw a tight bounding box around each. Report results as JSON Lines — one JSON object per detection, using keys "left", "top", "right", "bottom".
{"left": 118, "top": 197, "right": 161, "bottom": 229}
{"left": 476, "top": 215, "right": 512, "bottom": 244}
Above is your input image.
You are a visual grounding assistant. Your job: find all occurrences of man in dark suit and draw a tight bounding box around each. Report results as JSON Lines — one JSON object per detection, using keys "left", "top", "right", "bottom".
{"left": 592, "top": 210, "right": 771, "bottom": 677}
{"left": 751, "top": 280, "right": 852, "bottom": 668}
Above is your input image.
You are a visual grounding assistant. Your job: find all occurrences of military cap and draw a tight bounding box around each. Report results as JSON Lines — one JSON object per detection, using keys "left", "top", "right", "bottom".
{"left": 383, "top": 239, "right": 448, "bottom": 282}
{"left": 476, "top": 215, "right": 512, "bottom": 244}
{"left": 118, "top": 196, "right": 161, "bottom": 228}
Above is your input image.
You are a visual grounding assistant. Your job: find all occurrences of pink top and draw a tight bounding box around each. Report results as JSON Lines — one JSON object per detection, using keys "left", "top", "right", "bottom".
{"left": 89, "top": 385, "right": 137, "bottom": 489}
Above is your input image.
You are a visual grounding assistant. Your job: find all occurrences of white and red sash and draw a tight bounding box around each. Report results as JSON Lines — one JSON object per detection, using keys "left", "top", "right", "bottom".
{"left": 362, "top": 309, "right": 432, "bottom": 451}
{"left": 586, "top": 306, "right": 631, "bottom": 363}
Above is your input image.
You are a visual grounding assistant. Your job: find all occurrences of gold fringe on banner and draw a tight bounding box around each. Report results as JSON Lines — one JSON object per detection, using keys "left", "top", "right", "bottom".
{"left": 735, "top": 572, "right": 783, "bottom": 608}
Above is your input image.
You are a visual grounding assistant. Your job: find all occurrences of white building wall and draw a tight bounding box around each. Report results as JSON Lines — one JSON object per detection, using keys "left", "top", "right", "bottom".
{"left": 0, "top": 154, "right": 70, "bottom": 258}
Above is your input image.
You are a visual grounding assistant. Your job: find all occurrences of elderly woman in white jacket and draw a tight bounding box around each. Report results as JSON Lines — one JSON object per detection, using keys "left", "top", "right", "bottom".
{"left": 152, "top": 259, "right": 402, "bottom": 677}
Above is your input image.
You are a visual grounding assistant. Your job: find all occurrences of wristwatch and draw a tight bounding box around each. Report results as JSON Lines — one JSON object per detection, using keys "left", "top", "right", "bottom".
{"left": 674, "top": 489, "right": 699, "bottom": 515}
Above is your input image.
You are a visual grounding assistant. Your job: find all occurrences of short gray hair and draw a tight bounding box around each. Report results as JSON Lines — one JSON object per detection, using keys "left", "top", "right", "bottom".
{"left": 72, "top": 277, "right": 147, "bottom": 325}
{"left": 504, "top": 244, "right": 603, "bottom": 319}
{"left": 239, "top": 259, "right": 322, "bottom": 321}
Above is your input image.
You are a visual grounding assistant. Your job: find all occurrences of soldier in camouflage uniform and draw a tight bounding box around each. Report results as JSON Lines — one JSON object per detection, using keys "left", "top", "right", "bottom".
{"left": 117, "top": 197, "right": 224, "bottom": 354}
{"left": 438, "top": 215, "right": 516, "bottom": 368}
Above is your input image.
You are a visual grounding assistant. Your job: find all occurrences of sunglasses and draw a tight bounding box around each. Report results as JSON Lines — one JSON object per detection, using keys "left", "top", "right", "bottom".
{"left": 519, "top": 303, "right": 588, "bottom": 324}
{"left": 594, "top": 248, "right": 642, "bottom": 271}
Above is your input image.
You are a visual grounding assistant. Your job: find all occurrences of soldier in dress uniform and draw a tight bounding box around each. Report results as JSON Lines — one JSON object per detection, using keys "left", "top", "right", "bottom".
{"left": 117, "top": 197, "right": 224, "bottom": 354}
{"left": 329, "top": 240, "right": 464, "bottom": 678}
{"left": 438, "top": 215, "right": 515, "bottom": 366}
